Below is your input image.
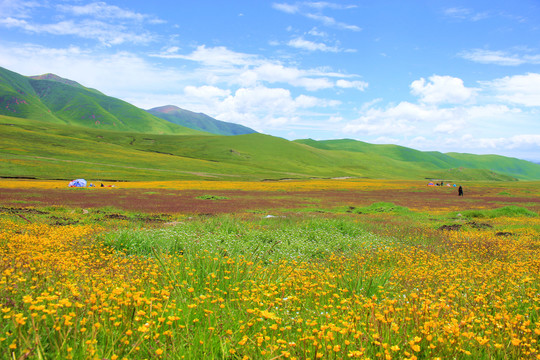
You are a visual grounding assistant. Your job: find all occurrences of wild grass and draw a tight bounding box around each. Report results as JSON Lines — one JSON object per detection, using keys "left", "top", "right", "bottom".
{"left": 454, "top": 205, "right": 538, "bottom": 219}
{"left": 1, "top": 205, "right": 539, "bottom": 360}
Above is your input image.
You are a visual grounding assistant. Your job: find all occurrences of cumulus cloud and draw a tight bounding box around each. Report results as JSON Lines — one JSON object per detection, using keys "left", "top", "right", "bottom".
{"left": 0, "top": 43, "right": 189, "bottom": 106}
{"left": 454, "top": 134, "right": 540, "bottom": 152}
{"left": 152, "top": 45, "right": 363, "bottom": 91}
{"left": 483, "top": 73, "right": 540, "bottom": 107}
{"left": 410, "top": 75, "right": 477, "bottom": 104}
{"left": 341, "top": 98, "right": 524, "bottom": 140}
{"left": 184, "top": 85, "right": 230, "bottom": 100}
{"left": 342, "top": 102, "right": 431, "bottom": 136}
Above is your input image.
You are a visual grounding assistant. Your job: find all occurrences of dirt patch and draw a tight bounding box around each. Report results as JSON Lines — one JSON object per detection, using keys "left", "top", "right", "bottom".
{"left": 104, "top": 213, "right": 129, "bottom": 220}
{"left": 0, "top": 206, "right": 49, "bottom": 214}
{"left": 49, "top": 216, "right": 79, "bottom": 226}
{"left": 495, "top": 231, "right": 513, "bottom": 237}
{"left": 466, "top": 221, "right": 493, "bottom": 229}
{"left": 438, "top": 224, "right": 462, "bottom": 231}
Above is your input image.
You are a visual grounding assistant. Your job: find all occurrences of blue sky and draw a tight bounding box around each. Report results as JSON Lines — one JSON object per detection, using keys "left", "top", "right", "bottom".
{"left": 1, "top": 0, "right": 539, "bottom": 161}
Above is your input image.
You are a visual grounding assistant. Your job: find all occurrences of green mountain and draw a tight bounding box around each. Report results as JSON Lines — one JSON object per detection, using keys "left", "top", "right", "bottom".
{"left": 148, "top": 105, "right": 257, "bottom": 136}
{"left": 1, "top": 66, "right": 539, "bottom": 182}
{"left": 294, "top": 139, "right": 540, "bottom": 181}
{"left": 2, "top": 114, "right": 539, "bottom": 181}
{"left": 0, "top": 66, "right": 206, "bottom": 135}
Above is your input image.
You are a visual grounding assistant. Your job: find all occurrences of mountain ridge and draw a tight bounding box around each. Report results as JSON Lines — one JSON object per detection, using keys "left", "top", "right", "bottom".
{"left": 147, "top": 105, "right": 257, "bottom": 136}
{"left": 1, "top": 66, "right": 539, "bottom": 181}
{"left": 0, "top": 66, "right": 207, "bottom": 135}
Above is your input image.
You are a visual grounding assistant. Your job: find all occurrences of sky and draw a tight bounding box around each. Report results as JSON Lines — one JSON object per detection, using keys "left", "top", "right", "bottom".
{"left": 0, "top": 0, "right": 539, "bottom": 162}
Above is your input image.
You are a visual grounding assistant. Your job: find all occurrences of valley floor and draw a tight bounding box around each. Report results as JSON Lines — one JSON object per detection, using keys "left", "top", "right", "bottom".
{"left": 0, "top": 179, "right": 539, "bottom": 359}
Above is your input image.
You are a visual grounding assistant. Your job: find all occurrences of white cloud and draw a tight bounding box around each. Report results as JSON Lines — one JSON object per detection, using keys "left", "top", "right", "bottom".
{"left": 460, "top": 49, "right": 540, "bottom": 66}
{"left": 433, "top": 119, "right": 466, "bottom": 134}
{"left": 410, "top": 75, "right": 477, "bottom": 104}
{"left": 272, "top": 3, "right": 299, "bottom": 14}
{"left": 273, "top": 1, "right": 360, "bottom": 31}
{"left": 343, "top": 102, "right": 431, "bottom": 136}
{"left": 184, "top": 85, "right": 230, "bottom": 100}
{"left": 0, "top": 0, "right": 42, "bottom": 18}
{"left": 305, "top": 13, "right": 361, "bottom": 31}
{"left": 57, "top": 2, "right": 164, "bottom": 23}
{"left": 336, "top": 79, "right": 368, "bottom": 91}
{"left": 305, "top": 2, "right": 357, "bottom": 10}
{"left": 307, "top": 27, "right": 327, "bottom": 37}
{"left": 373, "top": 136, "right": 400, "bottom": 144}
{"left": 505, "top": 134, "right": 540, "bottom": 148}
{"left": 484, "top": 73, "right": 540, "bottom": 106}
{"left": 342, "top": 99, "right": 524, "bottom": 138}
{"left": 0, "top": 1, "right": 162, "bottom": 46}
{"left": 0, "top": 43, "right": 186, "bottom": 105}
{"left": 161, "top": 45, "right": 257, "bottom": 67}
{"left": 444, "top": 7, "right": 489, "bottom": 21}
{"left": 152, "top": 45, "right": 360, "bottom": 91}
{"left": 287, "top": 37, "right": 340, "bottom": 52}
{"left": 328, "top": 115, "right": 343, "bottom": 123}
{"left": 460, "top": 49, "right": 524, "bottom": 66}
{"left": 455, "top": 134, "right": 540, "bottom": 151}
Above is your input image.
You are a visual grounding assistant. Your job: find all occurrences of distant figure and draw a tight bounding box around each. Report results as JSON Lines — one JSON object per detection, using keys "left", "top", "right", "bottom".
{"left": 458, "top": 186, "right": 464, "bottom": 196}
{"left": 100, "top": 183, "right": 104, "bottom": 187}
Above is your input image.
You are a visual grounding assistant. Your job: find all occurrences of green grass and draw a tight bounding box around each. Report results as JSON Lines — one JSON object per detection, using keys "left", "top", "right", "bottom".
{"left": 2, "top": 115, "right": 539, "bottom": 181}
{"left": 296, "top": 138, "right": 539, "bottom": 180}
{"left": 454, "top": 205, "right": 538, "bottom": 219}
{"left": 348, "top": 202, "right": 412, "bottom": 215}
{"left": 98, "top": 215, "right": 391, "bottom": 260}
{"left": 2, "top": 65, "right": 540, "bottom": 182}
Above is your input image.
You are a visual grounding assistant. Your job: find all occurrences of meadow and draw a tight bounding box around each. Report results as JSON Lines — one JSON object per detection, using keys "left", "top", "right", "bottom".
{"left": 0, "top": 179, "right": 539, "bottom": 359}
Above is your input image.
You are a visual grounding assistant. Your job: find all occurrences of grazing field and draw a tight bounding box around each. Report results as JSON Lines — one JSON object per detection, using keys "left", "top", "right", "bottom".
{"left": 0, "top": 179, "right": 539, "bottom": 359}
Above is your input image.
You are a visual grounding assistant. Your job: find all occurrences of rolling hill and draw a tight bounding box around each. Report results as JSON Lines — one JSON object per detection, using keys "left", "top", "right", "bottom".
{"left": 1, "top": 66, "right": 539, "bottom": 182}
{"left": 148, "top": 105, "right": 257, "bottom": 136}
{"left": 295, "top": 139, "right": 540, "bottom": 181}
{"left": 0, "top": 66, "right": 205, "bottom": 135}
{"left": 1, "top": 114, "right": 539, "bottom": 181}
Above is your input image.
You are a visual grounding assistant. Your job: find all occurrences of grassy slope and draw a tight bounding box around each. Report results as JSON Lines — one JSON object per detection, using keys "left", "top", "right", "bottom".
{"left": 1, "top": 116, "right": 532, "bottom": 181}
{"left": 147, "top": 106, "right": 257, "bottom": 136}
{"left": 296, "top": 138, "right": 537, "bottom": 180}
{"left": 0, "top": 66, "right": 205, "bottom": 135}
{"left": 0, "top": 67, "right": 61, "bottom": 123}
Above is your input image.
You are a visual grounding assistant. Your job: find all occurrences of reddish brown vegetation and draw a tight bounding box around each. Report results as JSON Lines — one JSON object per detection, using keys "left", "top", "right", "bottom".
{"left": 0, "top": 185, "right": 537, "bottom": 214}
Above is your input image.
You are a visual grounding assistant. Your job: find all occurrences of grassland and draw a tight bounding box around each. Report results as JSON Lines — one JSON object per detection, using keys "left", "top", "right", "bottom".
{"left": 2, "top": 115, "right": 540, "bottom": 182}
{"left": 0, "top": 179, "right": 539, "bottom": 359}
{"left": 2, "top": 65, "right": 540, "bottom": 182}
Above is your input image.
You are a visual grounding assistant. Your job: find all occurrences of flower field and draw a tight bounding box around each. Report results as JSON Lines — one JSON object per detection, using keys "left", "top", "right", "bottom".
{"left": 1, "top": 180, "right": 539, "bottom": 359}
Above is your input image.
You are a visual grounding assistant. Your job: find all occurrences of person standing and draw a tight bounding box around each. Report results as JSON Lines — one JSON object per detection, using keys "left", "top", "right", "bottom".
{"left": 458, "top": 185, "right": 464, "bottom": 196}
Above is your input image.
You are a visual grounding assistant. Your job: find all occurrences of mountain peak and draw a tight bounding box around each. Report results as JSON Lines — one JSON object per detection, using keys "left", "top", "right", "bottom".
{"left": 28, "top": 73, "right": 84, "bottom": 89}
{"left": 147, "top": 105, "right": 257, "bottom": 136}
{"left": 150, "top": 105, "right": 182, "bottom": 114}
